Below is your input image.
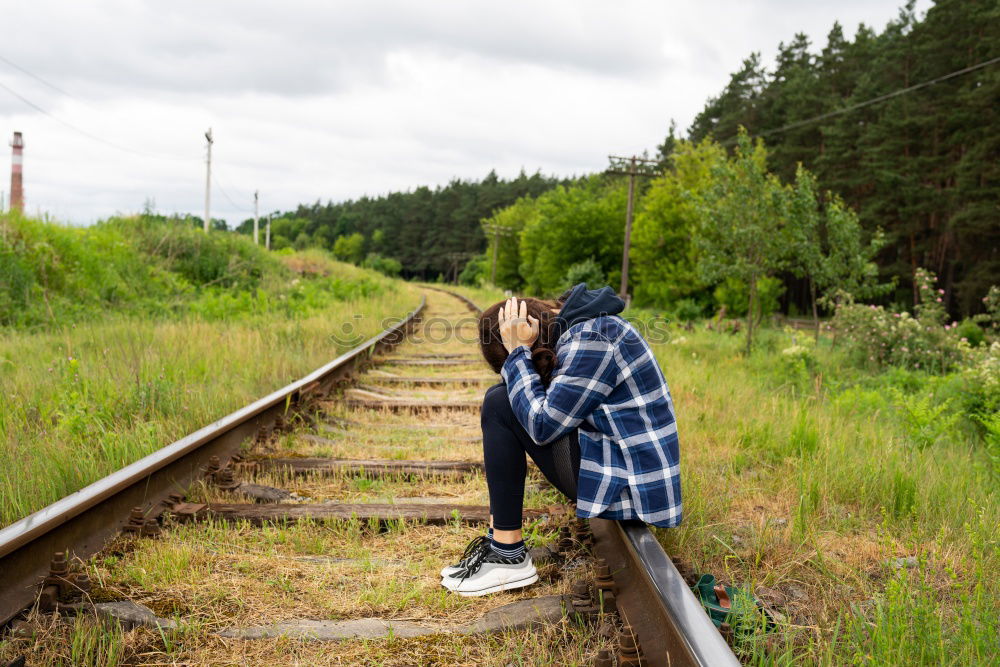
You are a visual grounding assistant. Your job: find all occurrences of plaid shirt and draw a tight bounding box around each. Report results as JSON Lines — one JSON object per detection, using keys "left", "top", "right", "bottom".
{"left": 501, "top": 315, "right": 682, "bottom": 527}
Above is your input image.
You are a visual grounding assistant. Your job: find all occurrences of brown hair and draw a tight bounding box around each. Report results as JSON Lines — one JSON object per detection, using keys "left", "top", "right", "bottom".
{"left": 478, "top": 298, "right": 560, "bottom": 385}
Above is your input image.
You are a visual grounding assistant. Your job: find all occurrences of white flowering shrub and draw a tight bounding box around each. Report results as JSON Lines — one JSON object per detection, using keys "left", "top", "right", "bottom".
{"left": 832, "top": 268, "right": 973, "bottom": 373}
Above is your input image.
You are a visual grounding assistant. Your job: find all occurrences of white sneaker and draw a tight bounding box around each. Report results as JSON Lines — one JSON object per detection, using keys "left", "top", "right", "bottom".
{"left": 441, "top": 549, "right": 537, "bottom": 597}
{"left": 440, "top": 534, "right": 491, "bottom": 578}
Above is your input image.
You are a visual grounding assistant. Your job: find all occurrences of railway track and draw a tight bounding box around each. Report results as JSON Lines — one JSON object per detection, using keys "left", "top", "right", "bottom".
{"left": 0, "top": 288, "right": 738, "bottom": 665}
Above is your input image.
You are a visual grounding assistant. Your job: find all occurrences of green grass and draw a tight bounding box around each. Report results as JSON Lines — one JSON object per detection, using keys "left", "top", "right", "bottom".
{"left": 0, "top": 287, "right": 416, "bottom": 526}
{"left": 0, "top": 214, "right": 420, "bottom": 526}
{"left": 650, "top": 324, "right": 999, "bottom": 665}
{"left": 0, "top": 213, "right": 390, "bottom": 328}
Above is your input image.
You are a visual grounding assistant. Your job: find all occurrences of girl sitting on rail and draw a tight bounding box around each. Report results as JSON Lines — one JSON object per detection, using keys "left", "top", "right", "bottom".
{"left": 440, "top": 284, "right": 682, "bottom": 596}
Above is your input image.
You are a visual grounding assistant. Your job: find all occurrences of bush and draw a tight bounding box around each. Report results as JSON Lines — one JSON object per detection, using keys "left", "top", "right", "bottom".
{"left": 672, "top": 298, "right": 707, "bottom": 322}
{"left": 0, "top": 214, "right": 393, "bottom": 329}
{"left": 563, "top": 257, "right": 606, "bottom": 291}
{"left": 954, "top": 318, "right": 985, "bottom": 347}
{"left": 713, "top": 275, "right": 784, "bottom": 320}
{"left": 961, "top": 341, "right": 1000, "bottom": 422}
{"left": 0, "top": 214, "right": 189, "bottom": 327}
{"left": 458, "top": 254, "right": 488, "bottom": 286}
{"left": 332, "top": 232, "right": 366, "bottom": 264}
{"left": 111, "top": 216, "right": 282, "bottom": 290}
{"left": 833, "top": 269, "right": 971, "bottom": 373}
{"left": 363, "top": 253, "right": 403, "bottom": 277}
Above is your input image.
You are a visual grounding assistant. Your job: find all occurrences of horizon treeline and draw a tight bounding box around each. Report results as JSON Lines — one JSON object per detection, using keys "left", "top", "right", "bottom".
{"left": 235, "top": 170, "right": 567, "bottom": 280}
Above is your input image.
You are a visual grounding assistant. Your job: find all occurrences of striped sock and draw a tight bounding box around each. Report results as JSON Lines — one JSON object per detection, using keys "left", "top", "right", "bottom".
{"left": 491, "top": 538, "right": 525, "bottom": 560}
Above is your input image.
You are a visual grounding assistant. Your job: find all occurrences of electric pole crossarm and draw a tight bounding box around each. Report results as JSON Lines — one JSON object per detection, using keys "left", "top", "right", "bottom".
{"left": 605, "top": 155, "right": 661, "bottom": 300}
{"left": 483, "top": 223, "right": 517, "bottom": 285}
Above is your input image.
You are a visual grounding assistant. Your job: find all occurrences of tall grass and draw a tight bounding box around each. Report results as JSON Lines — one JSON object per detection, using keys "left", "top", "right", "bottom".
{"left": 0, "top": 214, "right": 420, "bottom": 525}
{"left": 0, "top": 213, "right": 390, "bottom": 328}
{"left": 650, "top": 326, "right": 998, "bottom": 664}
{"left": 0, "top": 288, "right": 416, "bottom": 526}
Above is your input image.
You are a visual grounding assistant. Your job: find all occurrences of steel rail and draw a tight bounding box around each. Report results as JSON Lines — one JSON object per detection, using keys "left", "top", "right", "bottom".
{"left": 0, "top": 296, "right": 426, "bottom": 626}
{"left": 433, "top": 286, "right": 738, "bottom": 666}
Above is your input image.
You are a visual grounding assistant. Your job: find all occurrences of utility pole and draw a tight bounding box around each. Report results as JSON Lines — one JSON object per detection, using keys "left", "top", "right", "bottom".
{"left": 606, "top": 155, "right": 660, "bottom": 300}
{"left": 203, "top": 128, "right": 213, "bottom": 232}
{"left": 10, "top": 132, "right": 24, "bottom": 212}
{"left": 482, "top": 223, "right": 517, "bottom": 285}
{"left": 265, "top": 214, "right": 271, "bottom": 250}
{"left": 444, "top": 252, "right": 474, "bottom": 284}
{"left": 253, "top": 190, "right": 260, "bottom": 245}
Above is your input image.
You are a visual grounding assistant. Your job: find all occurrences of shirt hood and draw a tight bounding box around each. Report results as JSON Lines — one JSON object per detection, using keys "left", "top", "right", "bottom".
{"left": 554, "top": 283, "right": 625, "bottom": 337}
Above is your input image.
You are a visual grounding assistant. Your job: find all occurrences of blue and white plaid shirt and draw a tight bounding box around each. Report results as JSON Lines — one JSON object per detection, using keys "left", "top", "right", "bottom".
{"left": 501, "top": 315, "right": 682, "bottom": 527}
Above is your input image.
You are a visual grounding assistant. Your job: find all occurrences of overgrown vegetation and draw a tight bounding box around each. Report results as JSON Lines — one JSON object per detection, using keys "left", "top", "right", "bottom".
{"left": 648, "top": 318, "right": 998, "bottom": 664}
{"left": 467, "top": 132, "right": 897, "bottom": 351}
{"left": 0, "top": 213, "right": 388, "bottom": 329}
{"left": 0, "top": 213, "right": 417, "bottom": 525}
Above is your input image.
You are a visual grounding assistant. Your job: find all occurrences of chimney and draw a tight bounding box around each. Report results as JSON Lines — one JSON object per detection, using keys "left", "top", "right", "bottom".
{"left": 10, "top": 132, "right": 24, "bottom": 212}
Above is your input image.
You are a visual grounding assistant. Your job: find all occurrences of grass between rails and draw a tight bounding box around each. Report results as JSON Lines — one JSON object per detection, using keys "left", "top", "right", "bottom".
{"left": 91, "top": 518, "right": 562, "bottom": 626}
{"left": 0, "top": 280, "right": 419, "bottom": 527}
{"left": 423, "top": 283, "right": 507, "bottom": 312}
{"left": 652, "top": 326, "right": 999, "bottom": 665}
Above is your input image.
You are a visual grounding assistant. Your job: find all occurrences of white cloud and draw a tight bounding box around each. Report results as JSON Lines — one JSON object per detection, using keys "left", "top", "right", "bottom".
{"left": 0, "top": 0, "right": 929, "bottom": 224}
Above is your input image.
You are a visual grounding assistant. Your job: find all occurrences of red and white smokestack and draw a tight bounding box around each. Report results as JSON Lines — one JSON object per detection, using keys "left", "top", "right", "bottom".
{"left": 10, "top": 131, "right": 24, "bottom": 212}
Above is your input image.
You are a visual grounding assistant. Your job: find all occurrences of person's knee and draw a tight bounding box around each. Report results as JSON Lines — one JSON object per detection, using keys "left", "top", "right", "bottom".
{"left": 482, "top": 383, "right": 513, "bottom": 427}
{"left": 482, "top": 383, "right": 509, "bottom": 413}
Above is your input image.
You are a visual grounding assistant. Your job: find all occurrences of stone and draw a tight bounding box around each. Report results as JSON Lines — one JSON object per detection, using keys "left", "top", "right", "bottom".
{"left": 9, "top": 619, "right": 43, "bottom": 638}
{"left": 528, "top": 546, "right": 557, "bottom": 564}
{"left": 887, "top": 556, "right": 918, "bottom": 569}
{"left": 754, "top": 586, "right": 787, "bottom": 608}
{"left": 463, "top": 595, "right": 564, "bottom": 634}
{"left": 237, "top": 483, "right": 293, "bottom": 503}
{"left": 218, "top": 618, "right": 437, "bottom": 641}
{"left": 784, "top": 584, "right": 808, "bottom": 602}
{"left": 90, "top": 601, "right": 178, "bottom": 631}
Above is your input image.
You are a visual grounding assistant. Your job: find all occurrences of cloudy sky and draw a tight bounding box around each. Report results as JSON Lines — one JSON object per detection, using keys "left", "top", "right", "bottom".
{"left": 0, "top": 0, "right": 927, "bottom": 226}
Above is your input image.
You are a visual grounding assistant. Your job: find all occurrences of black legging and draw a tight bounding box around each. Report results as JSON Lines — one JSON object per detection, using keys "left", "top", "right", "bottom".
{"left": 481, "top": 383, "right": 581, "bottom": 531}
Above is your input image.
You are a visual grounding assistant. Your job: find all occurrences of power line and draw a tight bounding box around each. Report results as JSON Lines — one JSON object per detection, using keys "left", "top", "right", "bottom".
{"left": 212, "top": 158, "right": 254, "bottom": 214}
{"left": 0, "top": 76, "right": 196, "bottom": 162}
{"left": 0, "top": 60, "right": 258, "bottom": 220}
{"left": 0, "top": 53, "right": 93, "bottom": 108}
{"left": 721, "top": 55, "right": 1000, "bottom": 145}
{"left": 212, "top": 174, "right": 253, "bottom": 213}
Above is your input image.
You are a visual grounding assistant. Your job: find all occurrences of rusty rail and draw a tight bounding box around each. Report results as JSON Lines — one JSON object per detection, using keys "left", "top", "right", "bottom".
{"left": 0, "top": 296, "right": 426, "bottom": 626}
